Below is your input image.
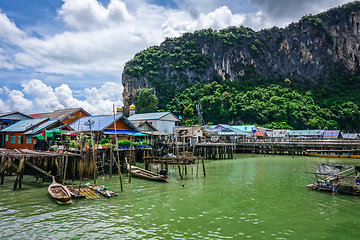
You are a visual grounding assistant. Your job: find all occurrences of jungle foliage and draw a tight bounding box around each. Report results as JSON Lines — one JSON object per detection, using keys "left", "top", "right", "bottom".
{"left": 163, "top": 80, "right": 360, "bottom": 131}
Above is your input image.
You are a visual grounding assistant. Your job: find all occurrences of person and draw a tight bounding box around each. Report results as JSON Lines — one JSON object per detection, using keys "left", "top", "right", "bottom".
{"left": 49, "top": 143, "right": 59, "bottom": 152}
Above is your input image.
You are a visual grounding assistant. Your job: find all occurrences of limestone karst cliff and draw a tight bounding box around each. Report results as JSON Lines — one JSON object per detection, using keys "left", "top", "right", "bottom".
{"left": 122, "top": 1, "right": 360, "bottom": 113}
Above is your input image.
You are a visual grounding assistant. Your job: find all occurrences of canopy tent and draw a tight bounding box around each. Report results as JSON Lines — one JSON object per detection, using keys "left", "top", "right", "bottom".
{"left": 35, "top": 129, "right": 77, "bottom": 140}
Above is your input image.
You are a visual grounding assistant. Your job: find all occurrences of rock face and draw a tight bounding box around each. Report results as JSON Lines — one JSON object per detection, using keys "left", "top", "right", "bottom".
{"left": 122, "top": 2, "right": 360, "bottom": 113}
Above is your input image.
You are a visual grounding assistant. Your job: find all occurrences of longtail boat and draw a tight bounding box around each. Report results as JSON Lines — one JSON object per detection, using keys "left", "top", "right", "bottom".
{"left": 48, "top": 176, "right": 73, "bottom": 204}
{"left": 304, "top": 149, "right": 360, "bottom": 159}
{"left": 128, "top": 164, "right": 168, "bottom": 182}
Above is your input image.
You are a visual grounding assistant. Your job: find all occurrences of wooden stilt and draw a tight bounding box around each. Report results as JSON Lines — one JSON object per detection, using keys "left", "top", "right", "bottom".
{"left": 72, "top": 157, "right": 76, "bottom": 182}
{"left": 62, "top": 154, "right": 68, "bottom": 185}
{"left": 184, "top": 159, "right": 187, "bottom": 175}
{"left": 202, "top": 158, "right": 206, "bottom": 177}
{"left": 14, "top": 173, "right": 19, "bottom": 190}
{"left": 196, "top": 158, "right": 199, "bottom": 178}
{"left": 176, "top": 160, "right": 183, "bottom": 180}
{"left": 109, "top": 147, "right": 113, "bottom": 178}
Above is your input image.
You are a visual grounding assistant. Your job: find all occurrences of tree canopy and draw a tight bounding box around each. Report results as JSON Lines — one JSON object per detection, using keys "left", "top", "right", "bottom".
{"left": 135, "top": 88, "right": 158, "bottom": 113}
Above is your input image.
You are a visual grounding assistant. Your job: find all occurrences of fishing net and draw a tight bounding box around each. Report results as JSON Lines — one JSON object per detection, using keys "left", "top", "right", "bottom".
{"left": 315, "top": 164, "right": 348, "bottom": 175}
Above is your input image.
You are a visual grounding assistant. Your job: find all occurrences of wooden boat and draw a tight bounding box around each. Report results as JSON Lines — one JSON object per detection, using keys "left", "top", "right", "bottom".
{"left": 48, "top": 176, "right": 73, "bottom": 204}
{"left": 128, "top": 164, "right": 168, "bottom": 182}
{"left": 304, "top": 149, "right": 360, "bottom": 159}
{"left": 306, "top": 164, "right": 360, "bottom": 196}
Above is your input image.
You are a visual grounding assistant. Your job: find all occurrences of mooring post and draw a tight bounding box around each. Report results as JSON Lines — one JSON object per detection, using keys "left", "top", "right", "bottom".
{"left": 109, "top": 147, "right": 113, "bottom": 178}
{"left": 184, "top": 159, "right": 187, "bottom": 175}
{"left": 202, "top": 158, "right": 206, "bottom": 177}
{"left": 63, "top": 154, "right": 68, "bottom": 185}
{"left": 13, "top": 173, "right": 19, "bottom": 190}
{"left": 176, "top": 160, "right": 183, "bottom": 180}
{"left": 196, "top": 158, "right": 199, "bottom": 178}
{"left": 72, "top": 157, "right": 76, "bottom": 182}
{"left": 1, "top": 171, "right": 4, "bottom": 185}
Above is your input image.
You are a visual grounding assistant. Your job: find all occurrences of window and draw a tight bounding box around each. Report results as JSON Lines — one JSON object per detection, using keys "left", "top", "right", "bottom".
{"left": 18, "top": 136, "right": 22, "bottom": 143}
{"left": 11, "top": 136, "right": 15, "bottom": 144}
{"left": 5, "top": 135, "right": 8, "bottom": 142}
{"left": 26, "top": 136, "right": 31, "bottom": 144}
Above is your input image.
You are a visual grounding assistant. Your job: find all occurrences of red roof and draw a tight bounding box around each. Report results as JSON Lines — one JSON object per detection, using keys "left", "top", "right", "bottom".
{"left": 254, "top": 131, "right": 265, "bottom": 137}
{"left": 27, "top": 113, "right": 42, "bottom": 118}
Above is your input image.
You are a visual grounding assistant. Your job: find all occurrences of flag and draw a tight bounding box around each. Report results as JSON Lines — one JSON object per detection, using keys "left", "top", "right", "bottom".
{"left": 42, "top": 129, "right": 46, "bottom": 137}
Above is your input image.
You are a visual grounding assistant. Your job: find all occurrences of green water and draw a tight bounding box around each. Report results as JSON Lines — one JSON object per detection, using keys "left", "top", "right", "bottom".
{"left": 1, "top": 154, "right": 360, "bottom": 239}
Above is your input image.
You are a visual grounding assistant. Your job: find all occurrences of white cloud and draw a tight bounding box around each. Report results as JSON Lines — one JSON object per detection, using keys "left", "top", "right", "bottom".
{"left": 58, "top": 0, "right": 133, "bottom": 29}
{"left": 7, "top": 90, "right": 33, "bottom": 112}
{"left": 245, "top": 0, "right": 351, "bottom": 30}
{"left": 0, "top": 10, "right": 26, "bottom": 42}
{"left": 8, "top": 79, "right": 123, "bottom": 115}
{"left": 0, "top": 98, "right": 10, "bottom": 112}
{"left": 162, "top": 6, "right": 245, "bottom": 37}
{"left": 0, "top": 0, "right": 356, "bottom": 115}
{"left": 6, "top": 1, "right": 245, "bottom": 76}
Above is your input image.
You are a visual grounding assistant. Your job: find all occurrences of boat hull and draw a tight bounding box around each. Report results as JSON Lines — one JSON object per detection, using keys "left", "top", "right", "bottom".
{"left": 48, "top": 179, "right": 73, "bottom": 203}
{"left": 128, "top": 165, "right": 168, "bottom": 182}
{"left": 304, "top": 151, "right": 360, "bottom": 159}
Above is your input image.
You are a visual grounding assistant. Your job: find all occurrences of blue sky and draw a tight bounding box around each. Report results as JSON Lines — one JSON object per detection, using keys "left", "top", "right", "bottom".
{"left": 0, "top": 0, "right": 353, "bottom": 115}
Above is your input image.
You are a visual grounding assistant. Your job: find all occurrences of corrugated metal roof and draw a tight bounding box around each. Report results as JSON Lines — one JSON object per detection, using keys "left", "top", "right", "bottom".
{"left": 341, "top": 133, "right": 359, "bottom": 139}
{"left": 0, "top": 111, "right": 32, "bottom": 120}
{"left": 254, "top": 131, "right": 265, "bottom": 137}
{"left": 217, "top": 127, "right": 251, "bottom": 136}
{"left": 214, "top": 124, "right": 230, "bottom": 130}
{"left": 287, "top": 130, "right": 324, "bottom": 136}
{"left": 69, "top": 114, "right": 139, "bottom": 132}
{"left": 266, "top": 131, "right": 286, "bottom": 138}
{"left": 128, "top": 112, "right": 179, "bottom": 121}
{"left": 0, "top": 118, "right": 49, "bottom": 132}
{"left": 175, "top": 126, "right": 211, "bottom": 138}
{"left": 34, "top": 108, "right": 91, "bottom": 120}
{"left": 24, "top": 120, "right": 61, "bottom": 135}
{"left": 231, "top": 125, "right": 256, "bottom": 132}
{"left": 323, "top": 130, "right": 340, "bottom": 139}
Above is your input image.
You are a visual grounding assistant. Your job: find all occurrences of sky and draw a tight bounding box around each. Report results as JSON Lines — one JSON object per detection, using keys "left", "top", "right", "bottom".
{"left": 0, "top": 0, "right": 353, "bottom": 115}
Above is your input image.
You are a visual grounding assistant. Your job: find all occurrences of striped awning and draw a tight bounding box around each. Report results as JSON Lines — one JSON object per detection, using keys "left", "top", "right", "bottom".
{"left": 323, "top": 130, "right": 340, "bottom": 139}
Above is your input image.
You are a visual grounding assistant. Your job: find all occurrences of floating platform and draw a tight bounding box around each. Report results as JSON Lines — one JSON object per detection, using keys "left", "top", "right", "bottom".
{"left": 65, "top": 185, "right": 118, "bottom": 199}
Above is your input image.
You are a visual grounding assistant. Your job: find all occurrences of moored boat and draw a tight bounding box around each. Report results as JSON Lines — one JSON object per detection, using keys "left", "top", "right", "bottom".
{"left": 128, "top": 164, "right": 168, "bottom": 182}
{"left": 304, "top": 149, "right": 360, "bottom": 159}
{"left": 48, "top": 176, "right": 73, "bottom": 204}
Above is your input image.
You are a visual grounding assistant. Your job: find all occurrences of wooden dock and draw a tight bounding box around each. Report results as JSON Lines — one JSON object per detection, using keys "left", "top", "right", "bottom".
{"left": 236, "top": 140, "right": 360, "bottom": 156}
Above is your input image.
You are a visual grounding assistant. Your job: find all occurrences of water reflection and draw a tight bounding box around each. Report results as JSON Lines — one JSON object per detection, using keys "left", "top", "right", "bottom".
{"left": 1, "top": 155, "right": 360, "bottom": 239}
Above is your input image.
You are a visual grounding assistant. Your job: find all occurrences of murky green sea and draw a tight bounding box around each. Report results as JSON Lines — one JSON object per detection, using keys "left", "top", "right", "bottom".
{"left": 1, "top": 154, "right": 360, "bottom": 239}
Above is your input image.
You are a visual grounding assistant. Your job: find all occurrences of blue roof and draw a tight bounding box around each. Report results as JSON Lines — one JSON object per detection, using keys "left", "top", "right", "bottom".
{"left": 287, "top": 130, "right": 324, "bottom": 136}
{"left": 69, "top": 114, "right": 139, "bottom": 132}
{"left": 128, "top": 112, "right": 179, "bottom": 121}
{"left": 231, "top": 125, "right": 256, "bottom": 132}
{"left": 24, "top": 120, "right": 60, "bottom": 135}
{"left": 341, "top": 133, "right": 359, "bottom": 139}
{"left": 0, "top": 118, "right": 48, "bottom": 132}
{"left": 218, "top": 127, "right": 251, "bottom": 136}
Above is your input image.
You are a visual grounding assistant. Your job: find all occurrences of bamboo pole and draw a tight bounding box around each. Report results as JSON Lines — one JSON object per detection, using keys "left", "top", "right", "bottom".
{"left": 109, "top": 146, "right": 113, "bottom": 177}
{"left": 176, "top": 160, "right": 183, "bottom": 180}
{"left": 62, "top": 154, "right": 68, "bottom": 185}
{"left": 167, "top": 175, "right": 184, "bottom": 187}
{"left": 89, "top": 119, "right": 96, "bottom": 184}
{"left": 113, "top": 103, "right": 123, "bottom": 191}
{"left": 129, "top": 135, "right": 132, "bottom": 183}
{"left": 202, "top": 158, "right": 206, "bottom": 177}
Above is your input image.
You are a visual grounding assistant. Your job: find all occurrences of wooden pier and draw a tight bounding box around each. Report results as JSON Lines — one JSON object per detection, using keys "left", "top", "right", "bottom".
{"left": 194, "top": 143, "right": 235, "bottom": 160}
{"left": 236, "top": 140, "right": 360, "bottom": 156}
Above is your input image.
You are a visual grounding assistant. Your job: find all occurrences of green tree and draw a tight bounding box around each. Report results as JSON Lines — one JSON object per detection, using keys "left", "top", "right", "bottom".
{"left": 136, "top": 88, "right": 158, "bottom": 113}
